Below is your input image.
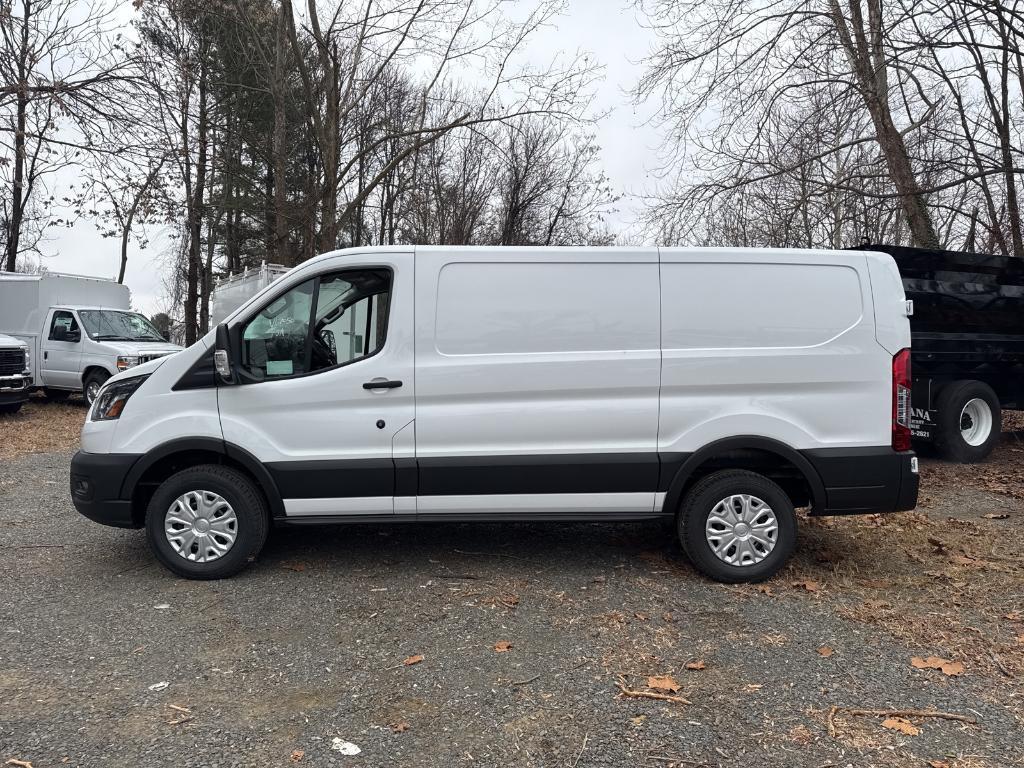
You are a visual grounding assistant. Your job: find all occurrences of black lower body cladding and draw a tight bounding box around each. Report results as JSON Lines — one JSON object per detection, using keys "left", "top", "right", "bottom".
{"left": 70, "top": 444, "right": 918, "bottom": 527}
{"left": 70, "top": 450, "right": 140, "bottom": 528}
{"left": 802, "top": 447, "right": 918, "bottom": 515}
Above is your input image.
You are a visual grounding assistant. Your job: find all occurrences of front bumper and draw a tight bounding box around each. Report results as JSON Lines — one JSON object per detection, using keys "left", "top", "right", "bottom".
{"left": 70, "top": 450, "right": 142, "bottom": 528}
{"left": 0, "top": 374, "right": 30, "bottom": 405}
{"left": 803, "top": 448, "right": 919, "bottom": 515}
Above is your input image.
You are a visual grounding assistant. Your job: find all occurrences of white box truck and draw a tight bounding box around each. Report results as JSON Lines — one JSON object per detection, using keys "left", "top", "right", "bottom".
{"left": 0, "top": 272, "right": 183, "bottom": 405}
{"left": 0, "top": 331, "right": 32, "bottom": 414}
{"left": 210, "top": 262, "right": 288, "bottom": 327}
{"left": 71, "top": 246, "right": 918, "bottom": 583}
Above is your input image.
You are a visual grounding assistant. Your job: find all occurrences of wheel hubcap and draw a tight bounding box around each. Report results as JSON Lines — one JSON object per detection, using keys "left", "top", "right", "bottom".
{"left": 960, "top": 398, "right": 992, "bottom": 447}
{"left": 86, "top": 382, "right": 100, "bottom": 403}
{"left": 705, "top": 493, "right": 779, "bottom": 567}
{"left": 164, "top": 490, "right": 238, "bottom": 563}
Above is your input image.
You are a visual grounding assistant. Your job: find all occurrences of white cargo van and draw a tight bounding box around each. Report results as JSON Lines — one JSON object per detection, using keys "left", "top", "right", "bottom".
{"left": 0, "top": 272, "right": 183, "bottom": 404}
{"left": 71, "top": 246, "right": 918, "bottom": 583}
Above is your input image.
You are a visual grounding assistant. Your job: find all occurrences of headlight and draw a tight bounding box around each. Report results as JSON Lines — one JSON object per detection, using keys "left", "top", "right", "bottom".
{"left": 22, "top": 346, "right": 30, "bottom": 374}
{"left": 91, "top": 375, "right": 149, "bottom": 421}
{"left": 117, "top": 355, "right": 141, "bottom": 371}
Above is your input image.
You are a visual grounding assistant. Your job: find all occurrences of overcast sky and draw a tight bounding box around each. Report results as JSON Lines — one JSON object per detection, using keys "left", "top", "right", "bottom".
{"left": 34, "top": 0, "right": 662, "bottom": 317}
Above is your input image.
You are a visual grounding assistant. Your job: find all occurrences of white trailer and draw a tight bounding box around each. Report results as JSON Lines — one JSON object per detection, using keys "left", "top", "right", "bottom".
{"left": 211, "top": 262, "right": 288, "bottom": 326}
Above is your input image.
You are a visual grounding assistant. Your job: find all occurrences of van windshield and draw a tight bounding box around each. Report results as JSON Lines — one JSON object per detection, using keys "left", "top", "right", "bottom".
{"left": 79, "top": 310, "right": 165, "bottom": 342}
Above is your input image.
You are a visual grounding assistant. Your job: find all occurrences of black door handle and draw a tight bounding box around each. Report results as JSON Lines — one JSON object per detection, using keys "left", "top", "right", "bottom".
{"left": 363, "top": 379, "right": 403, "bottom": 390}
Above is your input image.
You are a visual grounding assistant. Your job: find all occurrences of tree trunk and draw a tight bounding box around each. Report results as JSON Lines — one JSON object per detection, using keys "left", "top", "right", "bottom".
{"left": 271, "top": 5, "right": 290, "bottom": 264}
{"left": 4, "top": 1, "right": 30, "bottom": 272}
{"left": 832, "top": 0, "right": 939, "bottom": 248}
{"left": 184, "top": 58, "right": 209, "bottom": 346}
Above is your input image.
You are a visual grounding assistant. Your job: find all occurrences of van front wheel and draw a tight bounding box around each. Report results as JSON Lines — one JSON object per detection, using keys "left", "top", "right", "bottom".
{"left": 145, "top": 465, "right": 268, "bottom": 580}
{"left": 678, "top": 470, "right": 796, "bottom": 583}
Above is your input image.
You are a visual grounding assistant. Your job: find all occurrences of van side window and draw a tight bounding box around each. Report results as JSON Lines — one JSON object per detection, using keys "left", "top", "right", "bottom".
{"left": 238, "top": 269, "right": 391, "bottom": 381}
{"left": 49, "top": 311, "right": 80, "bottom": 341}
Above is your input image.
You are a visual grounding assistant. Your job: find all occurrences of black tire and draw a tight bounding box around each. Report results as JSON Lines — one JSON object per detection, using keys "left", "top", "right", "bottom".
{"left": 934, "top": 380, "right": 1000, "bottom": 463}
{"left": 44, "top": 388, "right": 71, "bottom": 402}
{"left": 0, "top": 402, "right": 23, "bottom": 415}
{"left": 678, "top": 470, "right": 797, "bottom": 584}
{"left": 83, "top": 370, "right": 110, "bottom": 406}
{"left": 145, "top": 464, "right": 269, "bottom": 580}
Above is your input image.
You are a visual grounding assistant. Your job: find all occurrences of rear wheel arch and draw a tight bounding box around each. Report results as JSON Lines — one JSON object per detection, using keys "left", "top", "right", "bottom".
{"left": 124, "top": 438, "right": 284, "bottom": 526}
{"left": 662, "top": 436, "right": 826, "bottom": 516}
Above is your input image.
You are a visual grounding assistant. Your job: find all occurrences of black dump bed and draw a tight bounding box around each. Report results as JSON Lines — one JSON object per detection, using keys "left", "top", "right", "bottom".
{"left": 861, "top": 245, "right": 1024, "bottom": 378}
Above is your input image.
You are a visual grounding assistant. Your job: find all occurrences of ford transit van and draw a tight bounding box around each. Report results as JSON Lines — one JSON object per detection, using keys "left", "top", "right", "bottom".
{"left": 70, "top": 247, "right": 919, "bottom": 583}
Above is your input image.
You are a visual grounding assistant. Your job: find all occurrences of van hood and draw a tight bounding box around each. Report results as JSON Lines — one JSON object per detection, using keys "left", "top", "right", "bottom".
{"left": 95, "top": 340, "right": 183, "bottom": 357}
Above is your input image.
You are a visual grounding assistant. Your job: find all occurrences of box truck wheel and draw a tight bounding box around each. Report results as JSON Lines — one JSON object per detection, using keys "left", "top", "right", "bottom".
{"left": 934, "top": 380, "right": 1001, "bottom": 463}
{"left": 0, "top": 403, "right": 23, "bottom": 415}
{"left": 145, "top": 464, "right": 269, "bottom": 580}
{"left": 83, "top": 370, "right": 109, "bottom": 406}
{"left": 678, "top": 470, "right": 796, "bottom": 583}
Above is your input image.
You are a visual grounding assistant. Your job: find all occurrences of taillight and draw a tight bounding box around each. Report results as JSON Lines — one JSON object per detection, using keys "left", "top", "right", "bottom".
{"left": 892, "top": 348, "right": 911, "bottom": 451}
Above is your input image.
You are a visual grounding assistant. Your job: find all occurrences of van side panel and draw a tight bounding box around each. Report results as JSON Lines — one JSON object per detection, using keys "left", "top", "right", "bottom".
{"left": 414, "top": 247, "right": 661, "bottom": 513}
{"left": 658, "top": 248, "right": 890, "bottom": 452}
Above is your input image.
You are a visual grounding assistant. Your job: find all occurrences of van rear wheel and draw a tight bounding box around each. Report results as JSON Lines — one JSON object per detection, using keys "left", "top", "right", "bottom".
{"left": 678, "top": 470, "right": 796, "bottom": 583}
{"left": 145, "top": 464, "right": 268, "bottom": 580}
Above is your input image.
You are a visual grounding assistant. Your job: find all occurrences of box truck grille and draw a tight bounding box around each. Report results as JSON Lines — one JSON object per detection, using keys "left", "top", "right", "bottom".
{"left": 0, "top": 349, "right": 26, "bottom": 375}
{"left": 138, "top": 353, "right": 171, "bottom": 365}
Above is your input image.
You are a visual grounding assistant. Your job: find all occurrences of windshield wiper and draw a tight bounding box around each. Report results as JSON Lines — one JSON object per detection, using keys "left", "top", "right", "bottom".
{"left": 92, "top": 334, "right": 133, "bottom": 341}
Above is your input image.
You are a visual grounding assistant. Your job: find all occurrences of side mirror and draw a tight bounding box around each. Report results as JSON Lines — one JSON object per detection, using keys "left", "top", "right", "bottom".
{"left": 214, "top": 323, "right": 233, "bottom": 383}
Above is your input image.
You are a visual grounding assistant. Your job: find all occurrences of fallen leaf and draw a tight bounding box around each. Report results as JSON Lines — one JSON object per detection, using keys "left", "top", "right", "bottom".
{"left": 662, "top": 612, "right": 675, "bottom": 622}
{"left": 494, "top": 640, "right": 513, "bottom": 653}
{"left": 281, "top": 562, "right": 306, "bottom": 572}
{"left": 634, "top": 611, "right": 649, "bottom": 621}
{"left": 817, "top": 646, "right": 834, "bottom": 657}
{"left": 756, "top": 584, "right": 774, "bottom": 596}
{"left": 742, "top": 683, "right": 764, "bottom": 692}
{"left": 911, "top": 656, "right": 964, "bottom": 676}
{"left": 684, "top": 660, "right": 706, "bottom": 670}
{"left": 928, "top": 761, "right": 951, "bottom": 768}
{"left": 5, "top": 760, "right": 33, "bottom": 768}
{"left": 1006, "top": 611, "right": 1024, "bottom": 622}
{"left": 647, "top": 675, "right": 680, "bottom": 693}
{"left": 788, "top": 724, "right": 813, "bottom": 744}
{"left": 402, "top": 654, "right": 424, "bottom": 666}
{"left": 982, "top": 513, "right": 1009, "bottom": 520}
{"left": 630, "top": 715, "right": 646, "bottom": 726}
{"left": 290, "top": 750, "right": 304, "bottom": 762}
{"left": 927, "top": 537, "right": 946, "bottom": 554}
{"left": 148, "top": 681, "right": 170, "bottom": 691}
{"left": 881, "top": 717, "right": 920, "bottom": 736}
{"left": 791, "top": 580, "right": 820, "bottom": 592}
{"left": 391, "top": 721, "right": 410, "bottom": 733}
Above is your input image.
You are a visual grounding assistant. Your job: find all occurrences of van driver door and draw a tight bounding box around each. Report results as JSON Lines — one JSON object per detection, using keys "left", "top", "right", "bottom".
{"left": 217, "top": 252, "right": 415, "bottom": 518}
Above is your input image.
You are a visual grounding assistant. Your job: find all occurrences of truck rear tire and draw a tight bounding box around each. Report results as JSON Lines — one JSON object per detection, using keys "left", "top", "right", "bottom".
{"left": 145, "top": 464, "right": 269, "bottom": 580}
{"left": 678, "top": 470, "right": 797, "bottom": 583}
{"left": 934, "top": 380, "right": 1000, "bottom": 463}
{"left": 83, "top": 370, "right": 110, "bottom": 406}
{"left": 0, "top": 403, "right": 23, "bottom": 415}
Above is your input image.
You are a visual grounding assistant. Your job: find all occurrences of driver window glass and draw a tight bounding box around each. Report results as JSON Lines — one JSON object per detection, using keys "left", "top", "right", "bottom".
{"left": 240, "top": 279, "right": 315, "bottom": 379}
{"left": 312, "top": 270, "right": 391, "bottom": 372}
{"left": 49, "top": 311, "right": 79, "bottom": 340}
{"left": 238, "top": 269, "right": 391, "bottom": 381}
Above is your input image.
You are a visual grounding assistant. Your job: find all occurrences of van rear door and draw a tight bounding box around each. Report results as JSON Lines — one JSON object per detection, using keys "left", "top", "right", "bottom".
{"left": 412, "top": 247, "right": 662, "bottom": 517}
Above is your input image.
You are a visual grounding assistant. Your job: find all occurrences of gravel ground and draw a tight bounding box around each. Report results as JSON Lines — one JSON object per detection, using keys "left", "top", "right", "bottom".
{"left": 1, "top": 440, "right": 1023, "bottom": 767}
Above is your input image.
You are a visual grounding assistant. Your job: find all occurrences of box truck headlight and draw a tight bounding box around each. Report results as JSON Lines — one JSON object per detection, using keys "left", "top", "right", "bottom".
{"left": 22, "top": 346, "right": 30, "bottom": 374}
{"left": 117, "top": 355, "right": 141, "bottom": 371}
{"left": 91, "top": 375, "right": 149, "bottom": 421}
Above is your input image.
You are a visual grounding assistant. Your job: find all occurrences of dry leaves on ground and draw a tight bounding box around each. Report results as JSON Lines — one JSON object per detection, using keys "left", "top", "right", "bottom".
{"left": 402, "top": 654, "right": 424, "bottom": 666}
{"left": 684, "top": 660, "right": 706, "bottom": 670}
{"left": 493, "top": 640, "right": 513, "bottom": 653}
{"left": 911, "top": 656, "right": 964, "bottom": 676}
{"left": 289, "top": 750, "right": 304, "bottom": 762}
{"left": 817, "top": 646, "right": 835, "bottom": 657}
{"left": 647, "top": 675, "right": 680, "bottom": 693}
{"left": 881, "top": 717, "right": 921, "bottom": 736}
{"left": 391, "top": 721, "right": 410, "bottom": 733}
{"left": 791, "top": 580, "right": 821, "bottom": 592}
